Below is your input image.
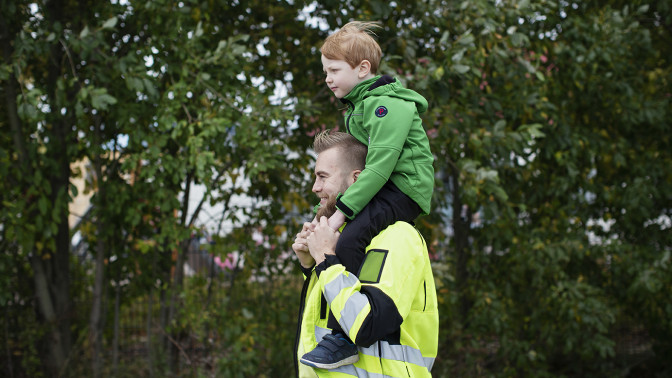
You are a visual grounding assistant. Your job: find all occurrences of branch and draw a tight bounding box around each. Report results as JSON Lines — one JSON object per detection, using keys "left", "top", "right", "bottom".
{"left": 181, "top": 102, "right": 194, "bottom": 124}
{"left": 187, "top": 162, "right": 233, "bottom": 227}
{"left": 59, "top": 38, "right": 82, "bottom": 90}
{"left": 192, "top": 72, "right": 246, "bottom": 115}
{"left": 180, "top": 170, "right": 193, "bottom": 227}
{"left": 153, "top": 321, "right": 193, "bottom": 366}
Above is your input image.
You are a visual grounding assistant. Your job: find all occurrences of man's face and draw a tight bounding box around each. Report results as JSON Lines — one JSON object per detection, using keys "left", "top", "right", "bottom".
{"left": 321, "top": 54, "right": 361, "bottom": 99}
{"left": 312, "top": 147, "right": 350, "bottom": 215}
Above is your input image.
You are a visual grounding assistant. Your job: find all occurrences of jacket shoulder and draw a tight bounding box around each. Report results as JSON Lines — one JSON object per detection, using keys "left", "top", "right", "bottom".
{"left": 372, "top": 222, "right": 424, "bottom": 249}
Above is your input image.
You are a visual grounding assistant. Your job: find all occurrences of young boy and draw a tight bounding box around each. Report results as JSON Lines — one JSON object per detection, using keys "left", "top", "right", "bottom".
{"left": 299, "top": 21, "right": 435, "bottom": 369}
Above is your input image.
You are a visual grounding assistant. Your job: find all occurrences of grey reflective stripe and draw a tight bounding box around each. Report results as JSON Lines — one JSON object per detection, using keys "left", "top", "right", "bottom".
{"left": 315, "top": 327, "right": 434, "bottom": 375}
{"left": 329, "top": 364, "right": 358, "bottom": 377}
{"left": 425, "top": 356, "right": 436, "bottom": 371}
{"left": 314, "top": 326, "right": 330, "bottom": 341}
{"left": 323, "top": 272, "right": 359, "bottom": 302}
{"left": 330, "top": 364, "right": 387, "bottom": 378}
{"left": 338, "top": 293, "right": 369, "bottom": 336}
{"left": 360, "top": 340, "right": 435, "bottom": 371}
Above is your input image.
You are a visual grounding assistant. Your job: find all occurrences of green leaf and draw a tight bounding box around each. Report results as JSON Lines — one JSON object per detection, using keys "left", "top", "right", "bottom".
{"left": 195, "top": 21, "right": 204, "bottom": 38}
{"left": 143, "top": 78, "right": 159, "bottom": 99}
{"left": 38, "top": 196, "right": 47, "bottom": 216}
{"left": 433, "top": 66, "right": 445, "bottom": 80}
{"left": 90, "top": 89, "right": 118, "bottom": 110}
{"left": 453, "top": 64, "right": 470, "bottom": 74}
{"left": 80, "top": 26, "right": 90, "bottom": 39}
{"left": 511, "top": 32, "right": 523, "bottom": 46}
{"left": 458, "top": 33, "right": 475, "bottom": 46}
{"left": 70, "top": 183, "right": 79, "bottom": 198}
{"left": 17, "top": 102, "right": 38, "bottom": 120}
{"left": 102, "top": 16, "right": 117, "bottom": 29}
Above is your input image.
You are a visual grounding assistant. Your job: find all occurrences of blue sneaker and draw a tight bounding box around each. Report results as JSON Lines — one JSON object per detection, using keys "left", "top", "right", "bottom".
{"left": 300, "top": 333, "right": 359, "bottom": 369}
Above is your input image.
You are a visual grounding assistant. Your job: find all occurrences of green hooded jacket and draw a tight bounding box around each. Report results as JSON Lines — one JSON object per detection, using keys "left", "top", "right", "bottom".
{"left": 335, "top": 75, "right": 434, "bottom": 219}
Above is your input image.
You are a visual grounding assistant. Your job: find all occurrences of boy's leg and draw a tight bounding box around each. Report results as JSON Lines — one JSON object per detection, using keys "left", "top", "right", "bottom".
{"left": 334, "top": 180, "right": 422, "bottom": 275}
{"left": 327, "top": 181, "right": 420, "bottom": 339}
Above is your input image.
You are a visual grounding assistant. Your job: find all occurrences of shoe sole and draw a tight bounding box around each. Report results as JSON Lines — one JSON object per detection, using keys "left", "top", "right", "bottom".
{"left": 299, "top": 355, "right": 360, "bottom": 370}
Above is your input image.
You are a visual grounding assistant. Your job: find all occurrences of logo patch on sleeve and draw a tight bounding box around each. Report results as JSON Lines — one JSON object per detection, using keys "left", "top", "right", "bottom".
{"left": 375, "top": 106, "right": 388, "bottom": 118}
{"left": 358, "top": 249, "right": 388, "bottom": 283}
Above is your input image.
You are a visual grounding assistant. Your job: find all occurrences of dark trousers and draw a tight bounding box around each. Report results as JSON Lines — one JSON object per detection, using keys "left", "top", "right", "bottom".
{"left": 326, "top": 181, "right": 422, "bottom": 339}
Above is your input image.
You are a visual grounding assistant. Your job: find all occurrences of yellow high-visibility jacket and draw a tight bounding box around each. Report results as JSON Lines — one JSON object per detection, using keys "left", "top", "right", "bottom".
{"left": 294, "top": 221, "right": 439, "bottom": 377}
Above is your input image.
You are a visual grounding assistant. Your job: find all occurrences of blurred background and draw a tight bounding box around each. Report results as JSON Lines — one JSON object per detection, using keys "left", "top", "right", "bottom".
{"left": 0, "top": 0, "right": 670, "bottom": 377}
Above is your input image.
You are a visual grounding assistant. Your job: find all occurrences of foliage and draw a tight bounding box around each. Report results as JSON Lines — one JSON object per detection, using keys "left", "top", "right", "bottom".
{"left": 1, "top": 0, "right": 670, "bottom": 377}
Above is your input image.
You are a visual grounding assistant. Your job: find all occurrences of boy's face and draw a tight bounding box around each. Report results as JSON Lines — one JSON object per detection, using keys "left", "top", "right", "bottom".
{"left": 321, "top": 54, "right": 363, "bottom": 99}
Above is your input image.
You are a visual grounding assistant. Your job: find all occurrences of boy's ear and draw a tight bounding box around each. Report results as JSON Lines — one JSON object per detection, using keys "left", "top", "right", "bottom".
{"left": 358, "top": 60, "right": 372, "bottom": 78}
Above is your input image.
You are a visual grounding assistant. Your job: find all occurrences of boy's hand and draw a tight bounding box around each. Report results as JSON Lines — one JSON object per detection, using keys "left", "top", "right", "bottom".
{"left": 292, "top": 221, "right": 317, "bottom": 268}
{"left": 307, "top": 216, "right": 340, "bottom": 265}
{"left": 327, "top": 210, "right": 346, "bottom": 231}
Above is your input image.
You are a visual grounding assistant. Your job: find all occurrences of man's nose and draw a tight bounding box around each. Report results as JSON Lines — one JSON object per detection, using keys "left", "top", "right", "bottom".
{"left": 312, "top": 181, "right": 321, "bottom": 193}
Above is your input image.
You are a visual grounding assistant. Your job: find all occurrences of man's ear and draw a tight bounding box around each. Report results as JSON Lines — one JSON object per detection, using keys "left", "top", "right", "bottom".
{"left": 352, "top": 170, "right": 362, "bottom": 183}
{"left": 358, "top": 60, "right": 371, "bottom": 78}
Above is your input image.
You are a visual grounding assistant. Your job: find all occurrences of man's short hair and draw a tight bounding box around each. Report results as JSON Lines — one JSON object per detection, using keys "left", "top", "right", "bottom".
{"left": 320, "top": 21, "right": 383, "bottom": 74}
{"left": 313, "top": 129, "right": 367, "bottom": 171}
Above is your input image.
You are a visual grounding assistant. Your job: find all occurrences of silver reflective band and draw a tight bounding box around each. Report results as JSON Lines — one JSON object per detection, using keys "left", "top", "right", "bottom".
{"left": 338, "top": 293, "right": 369, "bottom": 336}
{"left": 323, "top": 271, "right": 359, "bottom": 302}
{"left": 359, "top": 340, "right": 435, "bottom": 371}
{"left": 330, "top": 364, "right": 387, "bottom": 378}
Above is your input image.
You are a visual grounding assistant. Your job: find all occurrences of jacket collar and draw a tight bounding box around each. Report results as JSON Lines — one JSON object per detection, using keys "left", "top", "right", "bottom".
{"left": 340, "top": 75, "right": 397, "bottom": 105}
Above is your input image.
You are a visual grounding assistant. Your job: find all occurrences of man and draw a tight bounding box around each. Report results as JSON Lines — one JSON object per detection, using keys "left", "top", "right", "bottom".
{"left": 292, "top": 130, "right": 439, "bottom": 377}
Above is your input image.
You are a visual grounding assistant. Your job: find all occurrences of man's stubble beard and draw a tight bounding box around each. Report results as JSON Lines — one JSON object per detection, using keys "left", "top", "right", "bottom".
{"left": 316, "top": 194, "right": 337, "bottom": 219}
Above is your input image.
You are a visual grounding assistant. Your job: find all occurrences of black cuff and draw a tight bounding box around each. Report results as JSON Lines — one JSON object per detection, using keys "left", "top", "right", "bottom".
{"left": 335, "top": 194, "right": 355, "bottom": 219}
{"left": 300, "top": 263, "right": 314, "bottom": 277}
{"left": 315, "top": 254, "right": 341, "bottom": 277}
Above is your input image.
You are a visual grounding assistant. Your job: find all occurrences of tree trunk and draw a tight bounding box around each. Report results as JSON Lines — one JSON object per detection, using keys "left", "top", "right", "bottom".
{"left": 30, "top": 253, "right": 67, "bottom": 371}
{"left": 147, "top": 287, "right": 154, "bottom": 378}
{"left": 4, "top": 5, "right": 73, "bottom": 372}
{"left": 41, "top": 1, "right": 74, "bottom": 374}
{"left": 166, "top": 171, "right": 193, "bottom": 372}
{"left": 168, "top": 238, "right": 190, "bottom": 372}
{"left": 450, "top": 169, "right": 472, "bottom": 324}
{"left": 112, "top": 282, "right": 120, "bottom": 376}
{"left": 89, "top": 225, "right": 106, "bottom": 378}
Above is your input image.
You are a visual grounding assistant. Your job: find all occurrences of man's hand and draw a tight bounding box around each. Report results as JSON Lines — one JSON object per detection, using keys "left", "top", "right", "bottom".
{"left": 292, "top": 221, "right": 316, "bottom": 269}
{"left": 327, "top": 210, "right": 346, "bottom": 231}
{"left": 307, "top": 216, "right": 340, "bottom": 265}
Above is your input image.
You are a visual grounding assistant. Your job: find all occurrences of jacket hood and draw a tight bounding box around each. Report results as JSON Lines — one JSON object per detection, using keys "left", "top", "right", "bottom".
{"left": 343, "top": 75, "right": 429, "bottom": 114}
